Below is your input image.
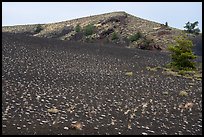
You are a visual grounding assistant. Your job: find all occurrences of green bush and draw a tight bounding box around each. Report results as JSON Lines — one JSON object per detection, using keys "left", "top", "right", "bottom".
{"left": 139, "top": 37, "right": 153, "bottom": 50}
{"left": 111, "top": 32, "right": 119, "bottom": 40}
{"left": 168, "top": 35, "right": 197, "bottom": 70}
{"left": 35, "top": 24, "right": 43, "bottom": 33}
{"left": 129, "top": 32, "right": 142, "bottom": 42}
{"left": 75, "top": 24, "right": 81, "bottom": 32}
{"left": 143, "top": 37, "right": 152, "bottom": 46}
{"left": 84, "top": 24, "right": 95, "bottom": 36}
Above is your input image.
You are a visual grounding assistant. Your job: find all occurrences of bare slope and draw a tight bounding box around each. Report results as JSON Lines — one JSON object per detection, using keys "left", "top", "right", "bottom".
{"left": 2, "top": 32, "right": 202, "bottom": 135}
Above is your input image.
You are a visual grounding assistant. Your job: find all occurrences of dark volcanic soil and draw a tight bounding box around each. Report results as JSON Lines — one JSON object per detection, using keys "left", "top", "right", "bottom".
{"left": 2, "top": 32, "right": 202, "bottom": 135}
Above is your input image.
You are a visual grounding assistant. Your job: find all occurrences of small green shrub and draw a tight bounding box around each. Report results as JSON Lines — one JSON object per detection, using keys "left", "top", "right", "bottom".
{"left": 139, "top": 37, "right": 153, "bottom": 50}
{"left": 35, "top": 24, "right": 43, "bottom": 33}
{"left": 143, "top": 37, "right": 152, "bottom": 46}
{"left": 129, "top": 32, "right": 142, "bottom": 42}
{"left": 168, "top": 35, "right": 197, "bottom": 70}
{"left": 84, "top": 24, "right": 95, "bottom": 36}
{"left": 111, "top": 32, "right": 119, "bottom": 40}
{"left": 75, "top": 24, "right": 81, "bottom": 32}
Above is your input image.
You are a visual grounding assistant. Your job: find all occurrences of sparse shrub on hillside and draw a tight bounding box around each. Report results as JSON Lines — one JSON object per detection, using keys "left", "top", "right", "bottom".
{"left": 143, "top": 37, "right": 152, "bottom": 46}
{"left": 184, "top": 21, "right": 200, "bottom": 35}
{"left": 139, "top": 37, "right": 154, "bottom": 50}
{"left": 128, "top": 34, "right": 155, "bottom": 50}
{"left": 168, "top": 34, "right": 197, "bottom": 70}
{"left": 84, "top": 24, "right": 95, "bottom": 36}
{"left": 111, "top": 31, "right": 119, "bottom": 40}
{"left": 129, "top": 32, "right": 142, "bottom": 42}
{"left": 35, "top": 24, "right": 43, "bottom": 33}
{"left": 75, "top": 24, "right": 81, "bottom": 32}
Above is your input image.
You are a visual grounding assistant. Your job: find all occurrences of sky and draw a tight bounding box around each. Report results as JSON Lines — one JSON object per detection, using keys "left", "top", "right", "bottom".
{"left": 2, "top": 2, "right": 202, "bottom": 31}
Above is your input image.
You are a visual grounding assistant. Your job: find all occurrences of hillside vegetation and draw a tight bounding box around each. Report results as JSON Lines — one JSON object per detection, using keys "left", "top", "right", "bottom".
{"left": 3, "top": 11, "right": 187, "bottom": 51}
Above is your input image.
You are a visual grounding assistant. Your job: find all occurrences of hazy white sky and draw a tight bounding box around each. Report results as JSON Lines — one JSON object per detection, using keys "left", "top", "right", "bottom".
{"left": 2, "top": 2, "right": 202, "bottom": 31}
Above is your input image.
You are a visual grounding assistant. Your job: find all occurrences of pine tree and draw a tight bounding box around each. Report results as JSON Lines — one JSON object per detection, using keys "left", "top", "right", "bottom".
{"left": 165, "top": 22, "right": 168, "bottom": 27}
{"left": 184, "top": 21, "right": 200, "bottom": 35}
{"left": 168, "top": 34, "right": 197, "bottom": 70}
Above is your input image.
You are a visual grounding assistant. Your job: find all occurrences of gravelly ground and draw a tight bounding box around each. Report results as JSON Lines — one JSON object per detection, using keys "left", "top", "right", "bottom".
{"left": 2, "top": 32, "right": 202, "bottom": 135}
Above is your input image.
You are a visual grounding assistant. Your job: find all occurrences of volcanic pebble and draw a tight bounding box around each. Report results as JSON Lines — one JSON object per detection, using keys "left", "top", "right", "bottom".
{"left": 2, "top": 33, "right": 202, "bottom": 135}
